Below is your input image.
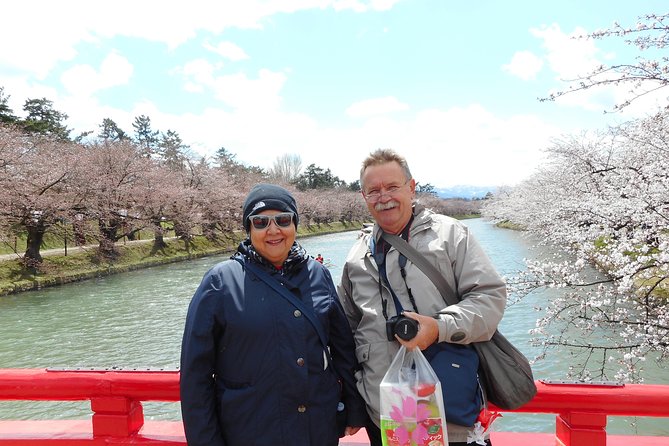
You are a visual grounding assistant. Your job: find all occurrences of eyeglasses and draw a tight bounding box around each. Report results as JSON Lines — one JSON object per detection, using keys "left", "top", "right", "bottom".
{"left": 362, "top": 180, "right": 411, "bottom": 203}
{"left": 248, "top": 212, "right": 294, "bottom": 230}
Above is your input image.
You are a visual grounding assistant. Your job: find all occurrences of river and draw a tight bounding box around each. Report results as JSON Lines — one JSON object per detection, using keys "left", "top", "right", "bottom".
{"left": 0, "top": 218, "right": 666, "bottom": 436}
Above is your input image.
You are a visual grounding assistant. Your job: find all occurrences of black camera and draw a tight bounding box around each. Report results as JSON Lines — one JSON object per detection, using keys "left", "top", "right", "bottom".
{"left": 386, "top": 315, "right": 419, "bottom": 341}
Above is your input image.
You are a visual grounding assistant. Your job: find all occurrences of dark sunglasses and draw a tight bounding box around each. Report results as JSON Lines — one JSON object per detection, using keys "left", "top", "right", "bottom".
{"left": 248, "top": 212, "right": 294, "bottom": 230}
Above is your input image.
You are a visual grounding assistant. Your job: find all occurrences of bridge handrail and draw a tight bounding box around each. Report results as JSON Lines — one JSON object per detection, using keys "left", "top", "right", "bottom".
{"left": 0, "top": 368, "right": 180, "bottom": 401}
{"left": 1, "top": 369, "right": 669, "bottom": 445}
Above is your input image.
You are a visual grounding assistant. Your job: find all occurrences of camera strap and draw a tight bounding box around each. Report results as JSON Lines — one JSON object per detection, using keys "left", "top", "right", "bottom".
{"left": 370, "top": 236, "right": 417, "bottom": 318}
{"left": 380, "top": 231, "right": 458, "bottom": 306}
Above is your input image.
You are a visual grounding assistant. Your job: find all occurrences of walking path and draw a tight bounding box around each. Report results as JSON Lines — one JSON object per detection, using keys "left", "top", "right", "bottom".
{"left": 0, "top": 237, "right": 174, "bottom": 262}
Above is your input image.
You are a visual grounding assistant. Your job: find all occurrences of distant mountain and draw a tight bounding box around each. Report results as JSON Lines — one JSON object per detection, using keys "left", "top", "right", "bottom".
{"left": 435, "top": 185, "right": 497, "bottom": 199}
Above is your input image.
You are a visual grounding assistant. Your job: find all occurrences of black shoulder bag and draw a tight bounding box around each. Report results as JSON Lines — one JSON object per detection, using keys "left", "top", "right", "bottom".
{"left": 236, "top": 259, "right": 349, "bottom": 436}
{"left": 380, "top": 232, "right": 537, "bottom": 410}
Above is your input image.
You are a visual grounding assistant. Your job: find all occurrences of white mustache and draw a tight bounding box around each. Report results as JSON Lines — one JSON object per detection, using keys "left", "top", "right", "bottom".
{"left": 374, "top": 200, "right": 399, "bottom": 211}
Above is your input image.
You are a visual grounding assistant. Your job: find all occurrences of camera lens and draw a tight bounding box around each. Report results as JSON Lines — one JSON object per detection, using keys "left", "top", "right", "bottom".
{"left": 395, "top": 317, "right": 418, "bottom": 341}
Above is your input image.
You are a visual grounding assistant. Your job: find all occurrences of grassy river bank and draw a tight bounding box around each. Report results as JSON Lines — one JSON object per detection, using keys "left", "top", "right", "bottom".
{"left": 0, "top": 222, "right": 365, "bottom": 297}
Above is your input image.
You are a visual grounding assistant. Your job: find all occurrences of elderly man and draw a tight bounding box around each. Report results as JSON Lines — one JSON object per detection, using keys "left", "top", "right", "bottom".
{"left": 337, "top": 149, "right": 507, "bottom": 446}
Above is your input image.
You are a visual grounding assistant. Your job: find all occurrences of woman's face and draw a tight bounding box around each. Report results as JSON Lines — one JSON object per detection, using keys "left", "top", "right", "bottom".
{"left": 249, "top": 209, "right": 296, "bottom": 268}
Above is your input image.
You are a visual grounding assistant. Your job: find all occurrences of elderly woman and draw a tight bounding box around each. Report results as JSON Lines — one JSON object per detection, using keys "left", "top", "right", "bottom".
{"left": 180, "top": 183, "right": 367, "bottom": 446}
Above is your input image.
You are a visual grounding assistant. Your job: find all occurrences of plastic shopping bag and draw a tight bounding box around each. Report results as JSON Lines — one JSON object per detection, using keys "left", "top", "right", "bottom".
{"left": 380, "top": 346, "right": 448, "bottom": 446}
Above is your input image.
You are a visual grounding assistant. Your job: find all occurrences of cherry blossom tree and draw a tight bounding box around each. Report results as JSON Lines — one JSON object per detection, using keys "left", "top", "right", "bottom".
{"left": 195, "top": 161, "right": 264, "bottom": 242}
{"left": 417, "top": 194, "right": 482, "bottom": 217}
{"left": 0, "top": 115, "right": 383, "bottom": 273}
{"left": 0, "top": 126, "right": 80, "bottom": 268}
{"left": 167, "top": 159, "right": 206, "bottom": 245}
{"left": 132, "top": 161, "right": 180, "bottom": 252}
{"left": 483, "top": 110, "right": 669, "bottom": 381}
{"left": 335, "top": 190, "right": 370, "bottom": 226}
{"left": 72, "top": 139, "right": 151, "bottom": 258}
{"left": 0, "top": 125, "right": 34, "bottom": 256}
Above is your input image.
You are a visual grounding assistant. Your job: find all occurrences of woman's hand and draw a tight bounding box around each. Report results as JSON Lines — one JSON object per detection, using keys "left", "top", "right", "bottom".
{"left": 345, "top": 426, "right": 362, "bottom": 436}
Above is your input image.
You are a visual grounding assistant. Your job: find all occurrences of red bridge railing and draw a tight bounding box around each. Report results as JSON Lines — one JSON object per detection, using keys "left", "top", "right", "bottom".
{"left": 0, "top": 369, "right": 668, "bottom": 445}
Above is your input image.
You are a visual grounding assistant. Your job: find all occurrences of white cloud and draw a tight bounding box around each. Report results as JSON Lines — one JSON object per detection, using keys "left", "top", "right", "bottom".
{"left": 0, "top": 3, "right": 88, "bottom": 78}
{"left": 381, "top": 105, "right": 557, "bottom": 187}
{"left": 370, "top": 0, "right": 403, "bottom": 10}
{"left": 179, "top": 59, "right": 217, "bottom": 85}
{"left": 333, "top": 0, "right": 401, "bottom": 12}
{"left": 172, "top": 101, "right": 558, "bottom": 188}
{"left": 204, "top": 41, "right": 250, "bottom": 61}
{"left": 174, "top": 59, "right": 286, "bottom": 110}
{"left": 211, "top": 69, "right": 287, "bottom": 110}
{"left": 1, "top": 0, "right": 399, "bottom": 80}
{"left": 0, "top": 1, "right": 559, "bottom": 188}
{"left": 346, "top": 96, "right": 409, "bottom": 118}
{"left": 531, "top": 24, "right": 601, "bottom": 79}
{"left": 184, "top": 82, "right": 205, "bottom": 93}
{"left": 61, "top": 52, "right": 133, "bottom": 96}
{"left": 61, "top": 66, "right": 99, "bottom": 97}
{"left": 54, "top": 73, "right": 559, "bottom": 187}
{"left": 503, "top": 51, "right": 544, "bottom": 80}
{"left": 99, "top": 53, "right": 134, "bottom": 86}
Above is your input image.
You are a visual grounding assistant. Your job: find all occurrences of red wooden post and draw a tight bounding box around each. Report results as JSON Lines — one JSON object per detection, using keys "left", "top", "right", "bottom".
{"left": 91, "top": 396, "right": 144, "bottom": 437}
{"left": 556, "top": 412, "right": 607, "bottom": 446}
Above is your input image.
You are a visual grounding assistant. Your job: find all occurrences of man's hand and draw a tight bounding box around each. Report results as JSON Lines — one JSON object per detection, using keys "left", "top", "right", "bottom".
{"left": 397, "top": 311, "right": 438, "bottom": 350}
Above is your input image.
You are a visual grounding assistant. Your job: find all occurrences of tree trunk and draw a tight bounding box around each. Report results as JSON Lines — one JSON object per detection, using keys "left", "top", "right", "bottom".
{"left": 98, "top": 219, "right": 120, "bottom": 258}
{"left": 202, "top": 222, "right": 218, "bottom": 241}
{"left": 125, "top": 223, "right": 137, "bottom": 241}
{"left": 24, "top": 224, "right": 45, "bottom": 268}
{"left": 72, "top": 218, "right": 87, "bottom": 246}
{"left": 174, "top": 223, "right": 193, "bottom": 254}
{"left": 152, "top": 222, "right": 167, "bottom": 252}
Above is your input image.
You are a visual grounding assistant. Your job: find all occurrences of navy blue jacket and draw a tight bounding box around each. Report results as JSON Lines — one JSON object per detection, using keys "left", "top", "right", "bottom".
{"left": 180, "top": 250, "right": 367, "bottom": 446}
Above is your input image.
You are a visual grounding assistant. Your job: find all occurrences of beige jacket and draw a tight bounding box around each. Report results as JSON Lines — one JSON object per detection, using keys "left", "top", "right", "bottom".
{"left": 337, "top": 206, "right": 507, "bottom": 443}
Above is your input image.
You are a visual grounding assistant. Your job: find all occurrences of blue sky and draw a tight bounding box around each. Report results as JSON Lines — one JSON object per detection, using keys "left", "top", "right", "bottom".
{"left": 1, "top": 1, "right": 667, "bottom": 187}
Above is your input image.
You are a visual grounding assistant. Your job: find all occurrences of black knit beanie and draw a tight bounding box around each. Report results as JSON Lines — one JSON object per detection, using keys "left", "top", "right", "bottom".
{"left": 242, "top": 183, "right": 299, "bottom": 231}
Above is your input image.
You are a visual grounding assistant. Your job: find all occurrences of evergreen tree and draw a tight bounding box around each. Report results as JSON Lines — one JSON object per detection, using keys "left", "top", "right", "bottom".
{"left": 21, "top": 98, "right": 71, "bottom": 140}
{"left": 0, "top": 87, "right": 17, "bottom": 124}
{"left": 416, "top": 182, "right": 437, "bottom": 196}
{"left": 99, "top": 118, "right": 128, "bottom": 141}
{"left": 348, "top": 179, "right": 361, "bottom": 192}
{"left": 213, "top": 147, "right": 238, "bottom": 169}
{"left": 159, "top": 129, "right": 188, "bottom": 169}
{"left": 132, "top": 114, "right": 160, "bottom": 157}
{"left": 293, "top": 163, "right": 344, "bottom": 190}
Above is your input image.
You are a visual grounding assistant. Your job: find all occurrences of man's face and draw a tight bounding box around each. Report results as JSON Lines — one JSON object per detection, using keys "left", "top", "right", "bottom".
{"left": 361, "top": 161, "right": 415, "bottom": 234}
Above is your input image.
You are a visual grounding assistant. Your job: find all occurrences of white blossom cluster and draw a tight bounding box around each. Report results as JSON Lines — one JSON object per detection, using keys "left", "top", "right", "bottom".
{"left": 546, "top": 13, "right": 669, "bottom": 112}
{"left": 483, "top": 109, "right": 669, "bottom": 383}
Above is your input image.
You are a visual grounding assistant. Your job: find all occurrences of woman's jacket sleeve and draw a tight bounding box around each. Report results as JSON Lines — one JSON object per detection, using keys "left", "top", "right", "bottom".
{"left": 180, "top": 269, "right": 226, "bottom": 446}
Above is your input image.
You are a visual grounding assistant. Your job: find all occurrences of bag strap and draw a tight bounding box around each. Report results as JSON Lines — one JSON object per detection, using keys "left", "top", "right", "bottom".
{"left": 381, "top": 232, "right": 492, "bottom": 405}
{"left": 380, "top": 232, "right": 459, "bottom": 306}
{"left": 235, "top": 258, "right": 331, "bottom": 357}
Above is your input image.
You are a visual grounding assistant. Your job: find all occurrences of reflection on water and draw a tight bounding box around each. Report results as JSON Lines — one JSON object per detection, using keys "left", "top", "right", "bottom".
{"left": 0, "top": 222, "right": 666, "bottom": 435}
